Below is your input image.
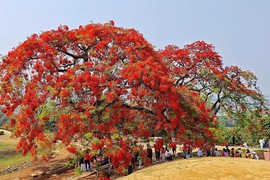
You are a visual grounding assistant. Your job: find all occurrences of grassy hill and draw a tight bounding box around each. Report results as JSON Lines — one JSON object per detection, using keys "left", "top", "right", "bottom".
{"left": 119, "top": 157, "right": 270, "bottom": 180}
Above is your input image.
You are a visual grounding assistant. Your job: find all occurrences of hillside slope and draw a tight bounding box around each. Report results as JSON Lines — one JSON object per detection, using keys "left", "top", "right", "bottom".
{"left": 119, "top": 157, "right": 270, "bottom": 180}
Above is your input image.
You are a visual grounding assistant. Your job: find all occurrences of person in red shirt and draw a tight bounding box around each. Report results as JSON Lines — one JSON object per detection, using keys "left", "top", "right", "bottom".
{"left": 103, "top": 173, "right": 111, "bottom": 180}
{"left": 231, "top": 148, "right": 235, "bottom": 157}
{"left": 169, "top": 142, "right": 177, "bottom": 157}
{"left": 84, "top": 150, "right": 91, "bottom": 171}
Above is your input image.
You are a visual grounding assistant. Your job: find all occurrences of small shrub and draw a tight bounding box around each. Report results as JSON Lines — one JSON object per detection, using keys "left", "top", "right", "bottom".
{"left": 74, "top": 166, "right": 82, "bottom": 176}
{"left": 254, "top": 149, "right": 268, "bottom": 153}
{"left": 66, "top": 158, "right": 76, "bottom": 168}
{"left": 254, "top": 149, "right": 268, "bottom": 159}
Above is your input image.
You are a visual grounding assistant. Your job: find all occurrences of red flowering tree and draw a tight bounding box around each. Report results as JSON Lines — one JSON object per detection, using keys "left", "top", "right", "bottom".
{"left": 160, "top": 41, "right": 264, "bottom": 114}
{"left": 160, "top": 41, "right": 267, "bottom": 144}
{"left": 0, "top": 22, "right": 217, "bottom": 173}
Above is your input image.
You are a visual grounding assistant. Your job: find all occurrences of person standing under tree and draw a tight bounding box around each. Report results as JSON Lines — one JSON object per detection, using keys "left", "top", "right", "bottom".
{"left": 259, "top": 138, "right": 265, "bottom": 149}
{"left": 84, "top": 150, "right": 91, "bottom": 171}
{"left": 138, "top": 155, "right": 142, "bottom": 169}
{"left": 243, "top": 141, "right": 248, "bottom": 148}
{"left": 232, "top": 136, "right": 235, "bottom": 145}
{"left": 147, "top": 144, "right": 153, "bottom": 163}
{"left": 169, "top": 142, "right": 177, "bottom": 157}
{"left": 161, "top": 147, "right": 166, "bottom": 162}
{"left": 154, "top": 144, "right": 160, "bottom": 162}
{"left": 197, "top": 148, "right": 203, "bottom": 157}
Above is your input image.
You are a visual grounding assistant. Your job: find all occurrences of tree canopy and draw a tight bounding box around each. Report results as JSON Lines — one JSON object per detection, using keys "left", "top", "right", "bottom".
{"left": 0, "top": 22, "right": 266, "bottom": 174}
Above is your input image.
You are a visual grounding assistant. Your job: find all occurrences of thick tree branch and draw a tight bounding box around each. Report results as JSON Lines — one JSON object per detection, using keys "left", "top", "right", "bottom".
{"left": 211, "top": 88, "right": 222, "bottom": 112}
{"left": 204, "top": 92, "right": 212, "bottom": 102}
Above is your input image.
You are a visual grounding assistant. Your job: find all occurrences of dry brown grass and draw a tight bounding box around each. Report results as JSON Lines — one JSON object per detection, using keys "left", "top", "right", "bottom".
{"left": 119, "top": 157, "right": 270, "bottom": 180}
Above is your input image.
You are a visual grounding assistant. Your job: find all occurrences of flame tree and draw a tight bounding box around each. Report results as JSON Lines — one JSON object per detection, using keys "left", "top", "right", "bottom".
{"left": 3, "top": 22, "right": 263, "bottom": 173}
{"left": 160, "top": 41, "right": 267, "bottom": 145}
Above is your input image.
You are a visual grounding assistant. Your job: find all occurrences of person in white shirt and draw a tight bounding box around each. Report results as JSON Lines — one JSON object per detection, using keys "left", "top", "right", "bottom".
{"left": 214, "top": 148, "right": 220, "bottom": 156}
{"left": 161, "top": 147, "right": 166, "bottom": 162}
{"left": 197, "top": 148, "right": 203, "bottom": 157}
{"left": 243, "top": 141, "right": 248, "bottom": 148}
{"left": 165, "top": 148, "right": 173, "bottom": 161}
{"left": 259, "top": 138, "right": 265, "bottom": 149}
{"left": 251, "top": 150, "right": 259, "bottom": 160}
{"left": 138, "top": 155, "right": 142, "bottom": 169}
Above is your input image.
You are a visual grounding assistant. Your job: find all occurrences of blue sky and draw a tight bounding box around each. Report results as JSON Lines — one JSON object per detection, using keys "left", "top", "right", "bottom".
{"left": 0, "top": 0, "right": 269, "bottom": 95}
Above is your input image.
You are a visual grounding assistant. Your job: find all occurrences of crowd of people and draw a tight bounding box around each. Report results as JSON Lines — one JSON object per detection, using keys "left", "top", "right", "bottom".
{"left": 74, "top": 138, "right": 266, "bottom": 179}
{"left": 77, "top": 149, "right": 94, "bottom": 172}
{"left": 150, "top": 140, "right": 263, "bottom": 161}
{"left": 76, "top": 148, "right": 112, "bottom": 178}
{"left": 129, "top": 142, "right": 176, "bottom": 172}
{"left": 200, "top": 145, "right": 259, "bottom": 159}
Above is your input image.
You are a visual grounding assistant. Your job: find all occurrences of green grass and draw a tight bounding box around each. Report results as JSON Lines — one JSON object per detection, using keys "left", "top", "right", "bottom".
{"left": 0, "top": 142, "right": 33, "bottom": 171}
{"left": 0, "top": 141, "right": 16, "bottom": 149}
{"left": 0, "top": 141, "right": 66, "bottom": 172}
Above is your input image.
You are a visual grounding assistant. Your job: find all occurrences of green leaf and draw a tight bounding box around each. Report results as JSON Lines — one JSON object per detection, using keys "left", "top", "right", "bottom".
{"left": 84, "top": 132, "right": 93, "bottom": 140}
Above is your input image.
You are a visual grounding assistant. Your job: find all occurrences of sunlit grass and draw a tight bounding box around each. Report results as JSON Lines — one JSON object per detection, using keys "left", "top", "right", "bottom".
{"left": 0, "top": 142, "right": 34, "bottom": 171}
{"left": 119, "top": 157, "right": 270, "bottom": 180}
